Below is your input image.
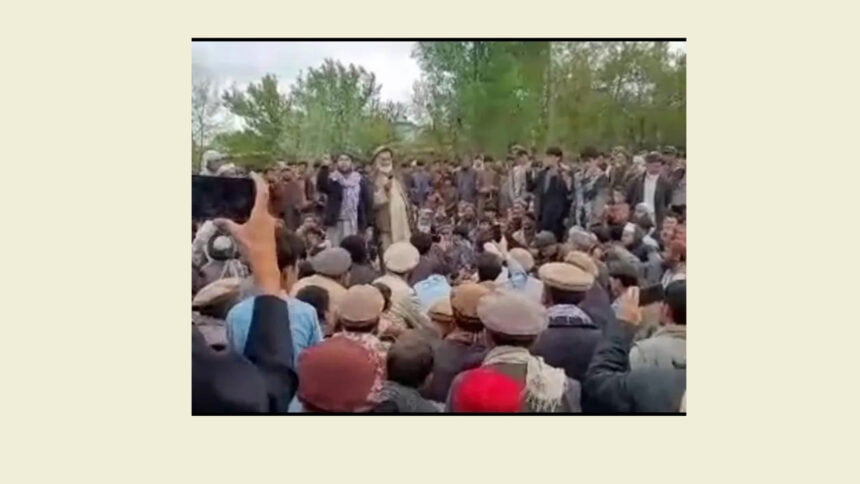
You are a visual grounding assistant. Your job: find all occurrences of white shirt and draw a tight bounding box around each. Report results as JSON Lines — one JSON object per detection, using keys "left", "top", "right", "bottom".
{"left": 643, "top": 174, "right": 659, "bottom": 214}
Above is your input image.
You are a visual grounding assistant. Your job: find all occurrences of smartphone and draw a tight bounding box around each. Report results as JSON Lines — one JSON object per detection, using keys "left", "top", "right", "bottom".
{"left": 192, "top": 175, "right": 255, "bottom": 222}
{"left": 638, "top": 284, "right": 665, "bottom": 307}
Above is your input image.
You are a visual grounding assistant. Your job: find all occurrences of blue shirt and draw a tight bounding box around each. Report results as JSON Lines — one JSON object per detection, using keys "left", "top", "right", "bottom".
{"left": 226, "top": 295, "right": 323, "bottom": 366}
{"left": 413, "top": 274, "right": 452, "bottom": 313}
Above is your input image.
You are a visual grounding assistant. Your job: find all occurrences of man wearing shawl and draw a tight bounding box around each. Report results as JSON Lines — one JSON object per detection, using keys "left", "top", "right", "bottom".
{"left": 316, "top": 153, "right": 373, "bottom": 247}
{"left": 446, "top": 290, "right": 582, "bottom": 413}
{"left": 423, "top": 283, "right": 492, "bottom": 403}
{"left": 370, "top": 146, "right": 412, "bottom": 251}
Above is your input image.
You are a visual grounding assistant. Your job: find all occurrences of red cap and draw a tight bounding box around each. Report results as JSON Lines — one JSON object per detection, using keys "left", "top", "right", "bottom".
{"left": 452, "top": 368, "right": 524, "bottom": 413}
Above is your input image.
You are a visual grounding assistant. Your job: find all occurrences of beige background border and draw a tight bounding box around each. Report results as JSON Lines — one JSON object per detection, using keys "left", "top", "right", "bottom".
{"left": 2, "top": 1, "right": 857, "bottom": 482}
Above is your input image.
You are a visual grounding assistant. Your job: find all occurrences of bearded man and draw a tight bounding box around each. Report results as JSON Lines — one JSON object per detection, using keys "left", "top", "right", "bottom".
{"left": 371, "top": 146, "right": 413, "bottom": 251}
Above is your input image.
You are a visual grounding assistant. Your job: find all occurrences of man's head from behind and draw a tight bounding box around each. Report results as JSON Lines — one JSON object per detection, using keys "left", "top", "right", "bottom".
{"left": 340, "top": 234, "right": 369, "bottom": 264}
{"left": 410, "top": 232, "right": 434, "bottom": 256}
{"left": 276, "top": 227, "right": 307, "bottom": 290}
{"left": 386, "top": 331, "right": 434, "bottom": 389}
{"left": 476, "top": 252, "right": 503, "bottom": 282}
{"left": 662, "top": 280, "right": 686, "bottom": 325}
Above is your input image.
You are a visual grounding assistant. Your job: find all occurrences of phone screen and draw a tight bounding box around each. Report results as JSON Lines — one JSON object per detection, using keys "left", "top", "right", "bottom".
{"left": 192, "top": 175, "right": 255, "bottom": 222}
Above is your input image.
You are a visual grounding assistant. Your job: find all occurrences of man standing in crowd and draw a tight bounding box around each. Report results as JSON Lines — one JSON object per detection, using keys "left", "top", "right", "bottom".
{"left": 579, "top": 147, "right": 610, "bottom": 228}
{"left": 669, "top": 151, "right": 686, "bottom": 217}
{"left": 371, "top": 146, "right": 412, "bottom": 251}
{"left": 455, "top": 156, "right": 478, "bottom": 205}
{"left": 661, "top": 146, "right": 678, "bottom": 173}
{"left": 512, "top": 148, "right": 530, "bottom": 201}
{"left": 476, "top": 155, "right": 499, "bottom": 215}
{"left": 530, "top": 147, "right": 570, "bottom": 241}
{"left": 408, "top": 160, "right": 433, "bottom": 209}
{"left": 626, "top": 152, "right": 673, "bottom": 226}
{"left": 317, "top": 153, "right": 374, "bottom": 247}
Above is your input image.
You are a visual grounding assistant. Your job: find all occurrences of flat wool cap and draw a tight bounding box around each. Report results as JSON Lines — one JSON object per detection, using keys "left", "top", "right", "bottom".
{"left": 564, "top": 251, "right": 599, "bottom": 277}
{"left": 383, "top": 242, "right": 420, "bottom": 273}
{"left": 534, "top": 231, "right": 557, "bottom": 249}
{"left": 477, "top": 290, "right": 547, "bottom": 336}
{"left": 428, "top": 297, "right": 454, "bottom": 322}
{"left": 450, "top": 283, "right": 492, "bottom": 321}
{"left": 371, "top": 145, "right": 394, "bottom": 162}
{"left": 192, "top": 277, "right": 242, "bottom": 308}
{"left": 539, "top": 262, "right": 594, "bottom": 292}
{"left": 508, "top": 247, "right": 535, "bottom": 272}
{"left": 337, "top": 284, "right": 385, "bottom": 324}
{"left": 311, "top": 247, "right": 352, "bottom": 277}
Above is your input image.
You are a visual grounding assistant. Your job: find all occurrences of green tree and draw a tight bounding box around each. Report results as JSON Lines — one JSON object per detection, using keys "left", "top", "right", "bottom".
{"left": 412, "top": 41, "right": 685, "bottom": 157}
{"left": 221, "top": 74, "right": 291, "bottom": 158}
{"left": 412, "top": 41, "right": 550, "bottom": 155}
{"left": 289, "top": 59, "right": 401, "bottom": 158}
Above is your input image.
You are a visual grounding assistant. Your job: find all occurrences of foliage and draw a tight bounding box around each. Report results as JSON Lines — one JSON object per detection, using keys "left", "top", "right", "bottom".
{"left": 412, "top": 41, "right": 685, "bottom": 157}
{"left": 221, "top": 74, "right": 291, "bottom": 158}
{"left": 411, "top": 41, "right": 550, "bottom": 155}
{"left": 215, "top": 63, "right": 407, "bottom": 166}
{"left": 199, "top": 42, "right": 685, "bottom": 168}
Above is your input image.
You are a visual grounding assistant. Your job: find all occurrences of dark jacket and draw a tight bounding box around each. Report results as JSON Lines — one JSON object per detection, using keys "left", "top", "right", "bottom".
{"left": 408, "top": 253, "right": 450, "bottom": 286}
{"left": 532, "top": 305, "right": 602, "bottom": 383}
{"left": 529, "top": 168, "right": 571, "bottom": 239}
{"left": 422, "top": 339, "right": 487, "bottom": 403}
{"left": 408, "top": 170, "right": 433, "bottom": 206}
{"left": 372, "top": 381, "right": 442, "bottom": 413}
{"left": 584, "top": 317, "right": 686, "bottom": 413}
{"left": 348, "top": 263, "right": 380, "bottom": 287}
{"left": 242, "top": 294, "right": 299, "bottom": 413}
{"left": 192, "top": 326, "right": 268, "bottom": 414}
{"left": 625, "top": 173, "right": 673, "bottom": 225}
{"left": 317, "top": 166, "right": 374, "bottom": 231}
{"left": 581, "top": 283, "right": 617, "bottom": 332}
{"left": 455, "top": 168, "right": 478, "bottom": 203}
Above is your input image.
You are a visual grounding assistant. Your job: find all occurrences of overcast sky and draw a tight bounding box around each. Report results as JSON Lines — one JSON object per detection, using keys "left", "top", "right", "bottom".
{"left": 192, "top": 41, "right": 422, "bottom": 103}
{"left": 192, "top": 40, "right": 686, "bottom": 105}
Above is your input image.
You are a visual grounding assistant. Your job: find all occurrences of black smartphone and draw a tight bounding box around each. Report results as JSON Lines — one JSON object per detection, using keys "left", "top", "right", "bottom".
{"left": 639, "top": 284, "right": 665, "bottom": 307}
{"left": 192, "top": 175, "right": 255, "bottom": 222}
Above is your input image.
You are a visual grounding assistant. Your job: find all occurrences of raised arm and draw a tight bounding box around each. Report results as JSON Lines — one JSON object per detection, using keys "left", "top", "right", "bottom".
{"left": 583, "top": 288, "right": 641, "bottom": 413}
{"left": 215, "top": 172, "right": 296, "bottom": 412}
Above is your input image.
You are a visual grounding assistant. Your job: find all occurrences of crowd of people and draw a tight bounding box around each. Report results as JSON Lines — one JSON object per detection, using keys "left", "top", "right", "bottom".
{"left": 192, "top": 143, "right": 687, "bottom": 414}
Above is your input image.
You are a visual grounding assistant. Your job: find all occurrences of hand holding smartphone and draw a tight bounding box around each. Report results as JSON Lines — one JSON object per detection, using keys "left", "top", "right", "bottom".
{"left": 192, "top": 175, "right": 255, "bottom": 222}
